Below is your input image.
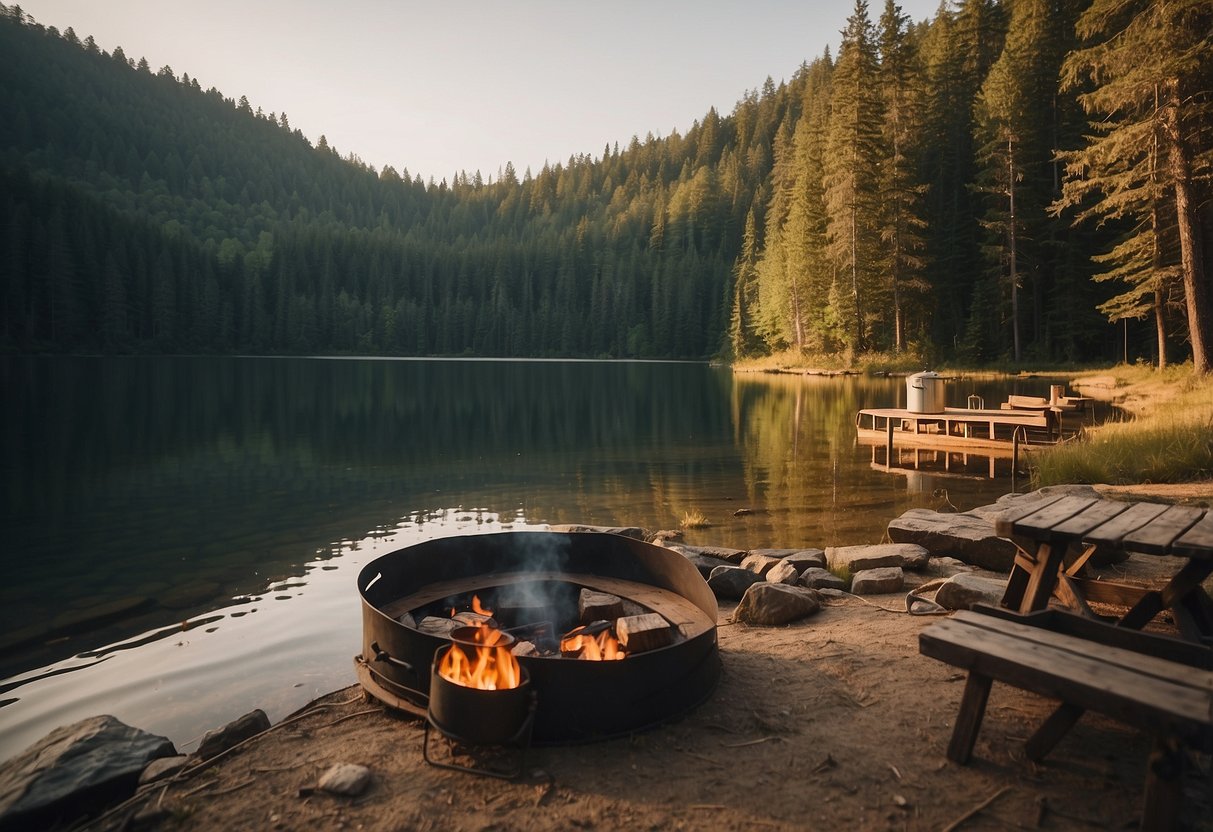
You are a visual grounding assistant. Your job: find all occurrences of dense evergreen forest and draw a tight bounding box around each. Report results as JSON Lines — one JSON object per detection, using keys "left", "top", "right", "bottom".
{"left": 1, "top": 1, "right": 1210, "bottom": 368}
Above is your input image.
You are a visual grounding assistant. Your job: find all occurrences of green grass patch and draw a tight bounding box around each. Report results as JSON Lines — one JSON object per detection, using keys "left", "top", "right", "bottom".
{"left": 1033, "top": 368, "right": 1213, "bottom": 486}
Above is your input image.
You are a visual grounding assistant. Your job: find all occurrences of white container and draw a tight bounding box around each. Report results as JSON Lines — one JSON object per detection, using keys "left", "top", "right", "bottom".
{"left": 907, "top": 371, "right": 946, "bottom": 414}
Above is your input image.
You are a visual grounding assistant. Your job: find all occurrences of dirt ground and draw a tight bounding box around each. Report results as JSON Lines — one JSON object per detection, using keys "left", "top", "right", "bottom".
{"left": 91, "top": 586, "right": 1211, "bottom": 832}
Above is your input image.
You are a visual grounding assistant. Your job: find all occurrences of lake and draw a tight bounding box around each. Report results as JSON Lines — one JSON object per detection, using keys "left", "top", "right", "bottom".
{"left": 0, "top": 357, "right": 1090, "bottom": 760}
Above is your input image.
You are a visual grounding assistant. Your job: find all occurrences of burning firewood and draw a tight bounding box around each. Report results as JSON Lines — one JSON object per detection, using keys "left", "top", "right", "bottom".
{"left": 616, "top": 613, "right": 674, "bottom": 654}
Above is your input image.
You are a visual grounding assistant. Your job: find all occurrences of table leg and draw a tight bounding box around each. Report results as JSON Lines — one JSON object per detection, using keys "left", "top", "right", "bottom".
{"left": 947, "top": 672, "right": 993, "bottom": 765}
{"left": 1018, "top": 543, "right": 1065, "bottom": 613}
{"left": 1119, "top": 559, "right": 1213, "bottom": 631}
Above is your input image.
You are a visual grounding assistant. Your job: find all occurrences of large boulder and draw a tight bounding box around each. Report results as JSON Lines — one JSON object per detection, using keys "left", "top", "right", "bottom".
{"left": 886, "top": 509, "right": 1018, "bottom": 572}
{"left": 0, "top": 715, "right": 176, "bottom": 832}
{"left": 732, "top": 584, "right": 823, "bottom": 626}
{"left": 934, "top": 573, "right": 1009, "bottom": 611}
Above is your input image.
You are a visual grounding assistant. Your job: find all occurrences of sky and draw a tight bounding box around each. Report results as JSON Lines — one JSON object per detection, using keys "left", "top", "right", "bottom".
{"left": 18, "top": 0, "right": 944, "bottom": 184}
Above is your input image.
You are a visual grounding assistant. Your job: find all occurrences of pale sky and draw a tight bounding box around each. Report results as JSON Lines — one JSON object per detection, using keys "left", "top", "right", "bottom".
{"left": 18, "top": 0, "right": 944, "bottom": 184}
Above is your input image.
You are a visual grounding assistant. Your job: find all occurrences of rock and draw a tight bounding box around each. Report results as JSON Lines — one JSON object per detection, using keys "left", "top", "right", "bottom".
{"left": 682, "top": 552, "right": 738, "bottom": 579}
{"left": 740, "top": 553, "right": 783, "bottom": 577}
{"left": 934, "top": 573, "right": 1008, "bottom": 610}
{"left": 923, "top": 557, "right": 978, "bottom": 579}
{"left": 732, "top": 507, "right": 754, "bottom": 516}
{"left": 886, "top": 509, "right": 1019, "bottom": 571}
{"left": 707, "top": 566, "right": 763, "bottom": 600}
{"left": 732, "top": 583, "right": 823, "bottom": 626}
{"left": 138, "top": 755, "right": 190, "bottom": 785}
{"left": 966, "top": 484, "right": 1103, "bottom": 523}
{"left": 648, "top": 529, "right": 683, "bottom": 544}
{"left": 317, "top": 763, "right": 372, "bottom": 797}
{"left": 668, "top": 543, "right": 748, "bottom": 565}
{"left": 766, "top": 560, "right": 801, "bottom": 585}
{"left": 850, "top": 567, "right": 904, "bottom": 595}
{"left": 0, "top": 715, "right": 176, "bottom": 831}
{"left": 799, "top": 568, "right": 847, "bottom": 591}
{"left": 781, "top": 549, "right": 827, "bottom": 571}
{"left": 827, "top": 544, "right": 922, "bottom": 573}
{"left": 195, "top": 709, "right": 270, "bottom": 761}
{"left": 548, "top": 524, "right": 647, "bottom": 540}
{"left": 898, "top": 545, "right": 932, "bottom": 570}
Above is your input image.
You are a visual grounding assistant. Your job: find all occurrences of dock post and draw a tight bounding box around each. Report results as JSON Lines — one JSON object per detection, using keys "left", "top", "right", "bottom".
{"left": 1011, "top": 427, "right": 1023, "bottom": 492}
{"left": 886, "top": 419, "right": 895, "bottom": 467}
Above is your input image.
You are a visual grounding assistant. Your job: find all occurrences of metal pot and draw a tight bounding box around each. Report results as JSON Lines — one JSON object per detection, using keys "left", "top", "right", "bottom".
{"left": 429, "top": 645, "right": 535, "bottom": 745}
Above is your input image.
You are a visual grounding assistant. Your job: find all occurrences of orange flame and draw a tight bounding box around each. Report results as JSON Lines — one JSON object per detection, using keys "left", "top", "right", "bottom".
{"left": 561, "top": 628, "right": 626, "bottom": 661}
{"left": 438, "top": 621, "right": 522, "bottom": 689}
{"left": 472, "top": 595, "right": 493, "bottom": 617}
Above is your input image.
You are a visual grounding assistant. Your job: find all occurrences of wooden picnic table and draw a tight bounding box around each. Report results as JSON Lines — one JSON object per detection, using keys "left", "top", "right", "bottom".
{"left": 996, "top": 494, "right": 1213, "bottom": 641}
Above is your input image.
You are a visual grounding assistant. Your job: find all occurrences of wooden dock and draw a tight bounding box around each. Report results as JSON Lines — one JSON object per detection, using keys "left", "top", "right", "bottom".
{"left": 855, "top": 406, "right": 1065, "bottom": 450}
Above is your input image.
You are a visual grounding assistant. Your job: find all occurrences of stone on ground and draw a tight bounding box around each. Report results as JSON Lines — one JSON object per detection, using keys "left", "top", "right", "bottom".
{"left": 740, "top": 553, "right": 783, "bottom": 576}
{"left": 708, "top": 566, "right": 763, "bottom": 600}
{"left": 934, "top": 573, "right": 1008, "bottom": 611}
{"left": 781, "top": 549, "right": 827, "bottom": 571}
{"left": 732, "top": 583, "right": 823, "bottom": 626}
{"left": 827, "top": 544, "right": 923, "bottom": 573}
{"left": 138, "top": 755, "right": 190, "bottom": 785}
{"left": 850, "top": 566, "right": 904, "bottom": 595}
{"left": 196, "top": 709, "right": 270, "bottom": 761}
{"left": 799, "top": 568, "right": 847, "bottom": 591}
{"left": 548, "top": 524, "right": 647, "bottom": 540}
{"left": 667, "top": 543, "right": 748, "bottom": 565}
{"left": 765, "top": 560, "right": 801, "bottom": 585}
{"left": 886, "top": 509, "right": 1018, "bottom": 571}
{"left": 318, "top": 763, "right": 372, "bottom": 797}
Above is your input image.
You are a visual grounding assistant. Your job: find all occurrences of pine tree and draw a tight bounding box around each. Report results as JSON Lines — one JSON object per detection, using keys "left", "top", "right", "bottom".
{"left": 823, "top": 0, "right": 885, "bottom": 352}
{"left": 1057, "top": 0, "right": 1213, "bottom": 373}
{"left": 878, "top": 0, "right": 928, "bottom": 353}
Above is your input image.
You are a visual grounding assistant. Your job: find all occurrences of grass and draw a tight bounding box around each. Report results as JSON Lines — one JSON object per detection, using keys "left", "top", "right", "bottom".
{"left": 1032, "top": 364, "right": 1213, "bottom": 486}
{"left": 825, "top": 561, "right": 852, "bottom": 588}
{"left": 680, "top": 509, "right": 710, "bottom": 529}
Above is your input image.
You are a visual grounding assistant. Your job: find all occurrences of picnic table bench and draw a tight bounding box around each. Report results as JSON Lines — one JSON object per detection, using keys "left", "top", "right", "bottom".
{"left": 920, "top": 605, "right": 1213, "bottom": 830}
{"left": 996, "top": 495, "right": 1213, "bottom": 640}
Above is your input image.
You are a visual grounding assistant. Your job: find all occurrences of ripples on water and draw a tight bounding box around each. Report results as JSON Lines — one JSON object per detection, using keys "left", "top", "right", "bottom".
{"left": 0, "top": 357, "right": 1097, "bottom": 759}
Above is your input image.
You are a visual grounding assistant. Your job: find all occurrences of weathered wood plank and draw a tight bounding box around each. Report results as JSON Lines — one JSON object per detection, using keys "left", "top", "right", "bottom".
{"left": 1122, "top": 505, "right": 1207, "bottom": 554}
{"left": 1007, "top": 496, "right": 1099, "bottom": 538}
{"left": 1081, "top": 502, "right": 1171, "bottom": 547}
{"left": 1050, "top": 500, "right": 1133, "bottom": 539}
{"left": 919, "top": 616, "right": 1212, "bottom": 735}
{"left": 993, "top": 494, "right": 1070, "bottom": 536}
{"left": 953, "top": 611, "right": 1212, "bottom": 687}
{"left": 1171, "top": 510, "right": 1213, "bottom": 559}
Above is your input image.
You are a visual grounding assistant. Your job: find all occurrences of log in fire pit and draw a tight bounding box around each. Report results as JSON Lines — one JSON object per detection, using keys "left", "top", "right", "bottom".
{"left": 355, "top": 531, "right": 720, "bottom": 743}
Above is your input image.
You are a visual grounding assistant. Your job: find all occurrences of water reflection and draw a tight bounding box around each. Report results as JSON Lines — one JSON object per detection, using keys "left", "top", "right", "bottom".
{"left": 0, "top": 357, "right": 1093, "bottom": 760}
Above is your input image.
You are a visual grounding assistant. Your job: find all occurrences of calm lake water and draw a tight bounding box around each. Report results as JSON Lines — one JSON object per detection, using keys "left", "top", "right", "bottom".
{"left": 0, "top": 356, "right": 1091, "bottom": 760}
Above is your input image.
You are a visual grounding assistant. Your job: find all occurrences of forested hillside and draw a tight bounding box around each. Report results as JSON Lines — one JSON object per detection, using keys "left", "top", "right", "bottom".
{"left": 1, "top": 1, "right": 1210, "bottom": 367}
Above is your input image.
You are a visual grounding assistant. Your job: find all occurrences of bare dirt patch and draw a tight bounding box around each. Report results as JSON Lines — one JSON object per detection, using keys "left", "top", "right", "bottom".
{"left": 92, "top": 595, "right": 1211, "bottom": 831}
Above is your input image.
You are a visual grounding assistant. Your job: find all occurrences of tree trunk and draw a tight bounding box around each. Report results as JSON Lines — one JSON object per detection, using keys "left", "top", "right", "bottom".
{"left": 1163, "top": 80, "right": 1211, "bottom": 375}
{"left": 1008, "top": 137, "right": 1020, "bottom": 362}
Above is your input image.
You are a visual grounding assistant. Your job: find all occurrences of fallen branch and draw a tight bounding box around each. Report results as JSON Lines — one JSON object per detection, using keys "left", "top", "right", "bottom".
{"left": 941, "top": 785, "right": 1012, "bottom": 832}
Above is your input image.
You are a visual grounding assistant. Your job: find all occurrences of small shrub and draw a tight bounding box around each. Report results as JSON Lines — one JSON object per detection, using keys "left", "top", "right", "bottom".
{"left": 680, "top": 509, "right": 710, "bottom": 529}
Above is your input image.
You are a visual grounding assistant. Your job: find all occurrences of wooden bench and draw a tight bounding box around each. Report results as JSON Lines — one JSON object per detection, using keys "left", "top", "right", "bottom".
{"left": 920, "top": 606, "right": 1213, "bottom": 830}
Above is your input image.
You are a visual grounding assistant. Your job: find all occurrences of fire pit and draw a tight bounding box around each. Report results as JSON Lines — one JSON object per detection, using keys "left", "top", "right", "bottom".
{"left": 355, "top": 531, "right": 720, "bottom": 743}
